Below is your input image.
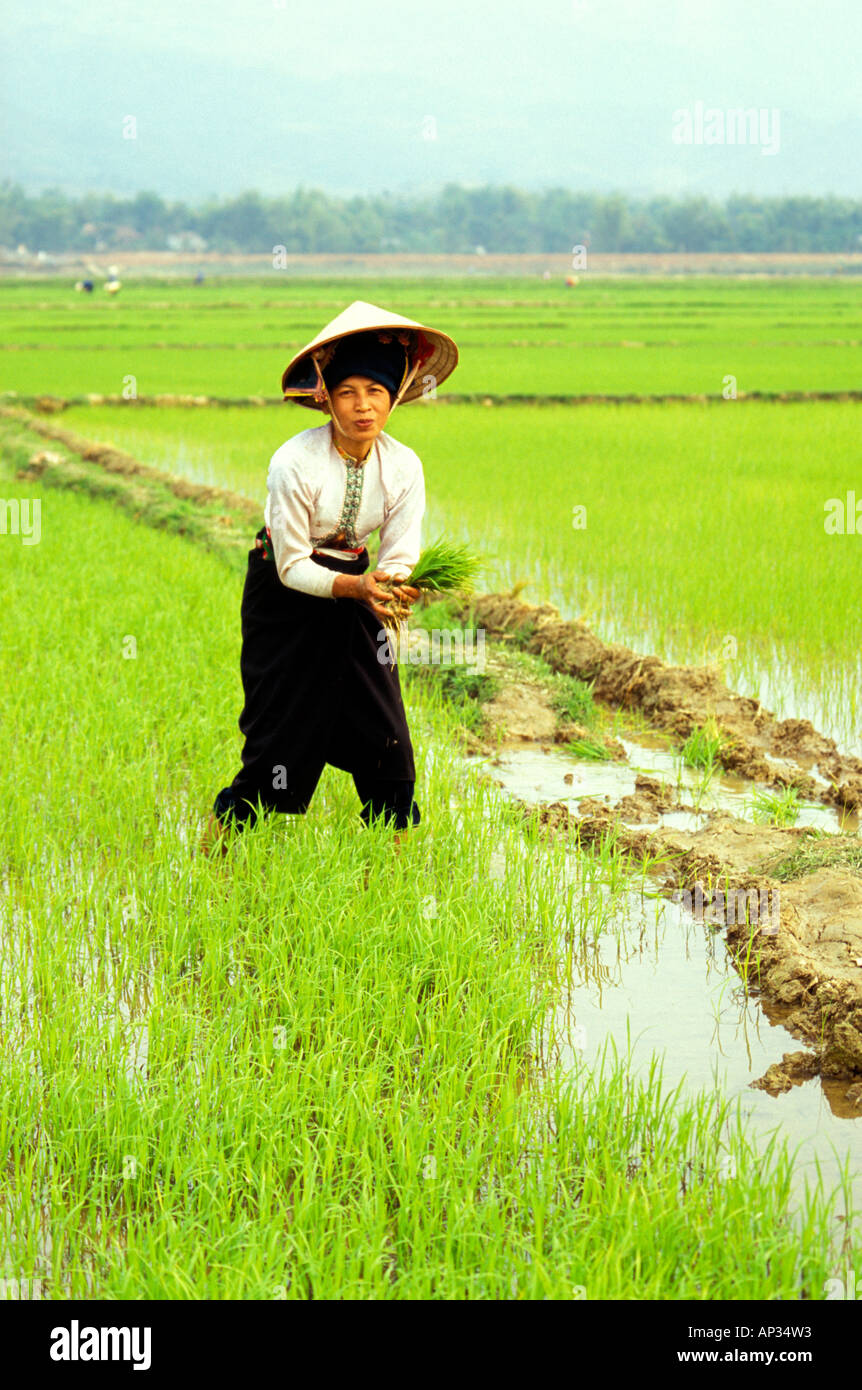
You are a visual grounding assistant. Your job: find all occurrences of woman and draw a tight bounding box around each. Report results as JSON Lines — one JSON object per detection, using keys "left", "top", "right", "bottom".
{"left": 204, "top": 301, "right": 459, "bottom": 854}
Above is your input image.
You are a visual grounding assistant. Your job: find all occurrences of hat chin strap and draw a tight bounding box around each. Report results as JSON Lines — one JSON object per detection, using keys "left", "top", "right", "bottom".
{"left": 391, "top": 357, "right": 422, "bottom": 411}
{"left": 392, "top": 333, "right": 436, "bottom": 409}
{"left": 312, "top": 352, "right": 335, "bottom": 415}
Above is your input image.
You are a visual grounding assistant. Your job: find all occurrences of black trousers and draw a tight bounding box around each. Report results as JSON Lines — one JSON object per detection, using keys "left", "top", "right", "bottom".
{"left": 213, "top": 534, "right": 420, "bottom": 832}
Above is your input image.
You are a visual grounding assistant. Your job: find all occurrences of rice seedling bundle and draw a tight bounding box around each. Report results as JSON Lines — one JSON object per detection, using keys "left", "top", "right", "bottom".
{"left": 379, "top": 536, "right": 482, "bottom": 631}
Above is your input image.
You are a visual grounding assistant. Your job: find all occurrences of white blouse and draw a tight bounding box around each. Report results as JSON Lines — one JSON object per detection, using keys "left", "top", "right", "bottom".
{"left": 263, "top": 422, "right": 426, "bottom": 599}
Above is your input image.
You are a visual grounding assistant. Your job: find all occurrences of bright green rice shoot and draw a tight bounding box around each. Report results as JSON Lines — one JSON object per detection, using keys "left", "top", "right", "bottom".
{"left": 407, "top": 536, "right": 482, "bottom": 593}
{"left": 682, "top": 719, "right": 725, "bottom": 772}
{"left": 551, "top": 674, "right": 598, "bottom": 727}
{"left": 746, "top": 785, "right": 804, "bottom": 827}
{"left": 568, "top": 737, "right": 613, "bottom": 761}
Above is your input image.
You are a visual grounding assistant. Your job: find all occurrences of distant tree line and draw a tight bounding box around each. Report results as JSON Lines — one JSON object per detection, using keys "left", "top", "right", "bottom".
{"left": 2, "top": 181, "right": 861, "bottom": 255}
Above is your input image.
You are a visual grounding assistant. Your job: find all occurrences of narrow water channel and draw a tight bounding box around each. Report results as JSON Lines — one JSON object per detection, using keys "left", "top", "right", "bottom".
{"left": 478, "top": 744, "right": 862, "bottom": 1226}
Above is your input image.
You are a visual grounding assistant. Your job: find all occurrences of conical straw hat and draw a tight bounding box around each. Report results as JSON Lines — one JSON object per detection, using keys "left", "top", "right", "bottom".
{"left": 281, "top": 300, "right": 459, "bottom": 410}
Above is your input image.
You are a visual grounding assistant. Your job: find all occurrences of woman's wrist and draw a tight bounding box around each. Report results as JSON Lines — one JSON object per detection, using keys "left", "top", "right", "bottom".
{"left": 332, "top": 572, "right": 362, "bottom": 599}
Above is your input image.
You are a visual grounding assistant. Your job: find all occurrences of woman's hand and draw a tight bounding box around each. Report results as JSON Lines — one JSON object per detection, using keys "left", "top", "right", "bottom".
{"left": 361, "top": 570, "right": 399, "bottom": 620}
{"left": 377, "top": 574, "right": 420, "bottom": 621}
{"left": 331, "top": 571, "right": 420, "bottom": 621}
{"left": 332, "top": 569, "right": 396, "bottom": 619}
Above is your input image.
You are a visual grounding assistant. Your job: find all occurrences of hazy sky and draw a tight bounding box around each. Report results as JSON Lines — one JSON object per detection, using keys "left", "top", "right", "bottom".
{"left": 3, "top": 0, "right": 861, "bottom": 199}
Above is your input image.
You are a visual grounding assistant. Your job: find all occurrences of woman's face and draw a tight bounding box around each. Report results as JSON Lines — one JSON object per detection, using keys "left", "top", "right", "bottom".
{"left": 328, "top": 375, "right": 392, "bottom": 454}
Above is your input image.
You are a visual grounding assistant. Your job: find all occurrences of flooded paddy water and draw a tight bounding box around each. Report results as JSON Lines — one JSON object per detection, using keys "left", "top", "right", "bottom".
{"left": 478, "top": 737, "right": 858, "bottom": 836}
{"left": 475, "top": 747, "right": 862, "bottom": 1218}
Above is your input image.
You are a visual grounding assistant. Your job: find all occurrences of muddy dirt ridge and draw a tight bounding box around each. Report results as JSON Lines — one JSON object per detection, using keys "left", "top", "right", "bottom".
{"left": 461, "top": 593, "right": 862, "bottom": 813}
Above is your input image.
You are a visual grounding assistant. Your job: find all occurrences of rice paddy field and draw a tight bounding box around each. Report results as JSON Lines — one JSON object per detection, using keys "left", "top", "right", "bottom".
{"left": 1, "top": 273, "right": 861, "bottom": 1303}
{"left": 4, "top": 276, "right": 862, "bottom": 396}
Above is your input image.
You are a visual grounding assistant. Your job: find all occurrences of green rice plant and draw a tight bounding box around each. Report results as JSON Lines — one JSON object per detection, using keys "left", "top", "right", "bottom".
{"left": 425, "top": 665, "right": 500, "bottom": 731}
{"left": 380, "top": 536, "right": 483, "bottom": 631}
{"left": 406, "top": 536, "right": 483, "bottom": 593}
{"left": 570, "top": 818, "right": 648, "bottom": 898}
{"left": 673, "top": 748, "right": 718, "bottom": 813}
{"left": 681, "top": 717, "right": 725, "bottom": 772}
{"left": 567, "top": 736, "right": 611, "bottom": 761}
{"left": 551, "top": 674, "right": 597, "bottom": 727}
{"left": 730, "top": 919, "right": 764, "bottom": 992}
{"left": 677, "top": 718, "right": 727, "bottom": 810}
{"left": 746, "top": 784, "right": 803, "bottom": 826}
{"left": 409, "top": 596, "right": 465, "bottom": 633}
{"left": 435, "top": 667, "right": 498, "bottom": 703}
{"left": 759, "top": 831, "right": 862, "bottom": 882}
{"left": 690, "top": 765, "right": 718, "bottom": 812}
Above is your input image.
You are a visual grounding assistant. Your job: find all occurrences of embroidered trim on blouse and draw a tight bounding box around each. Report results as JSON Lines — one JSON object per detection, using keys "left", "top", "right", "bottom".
{"left": 315, "top": 437, "right": 368, "bottom": 550}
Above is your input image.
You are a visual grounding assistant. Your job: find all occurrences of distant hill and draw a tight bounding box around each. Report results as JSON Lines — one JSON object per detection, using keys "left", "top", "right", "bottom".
{"left": 3, "top": 11, "right": 861, "bottom": 201}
